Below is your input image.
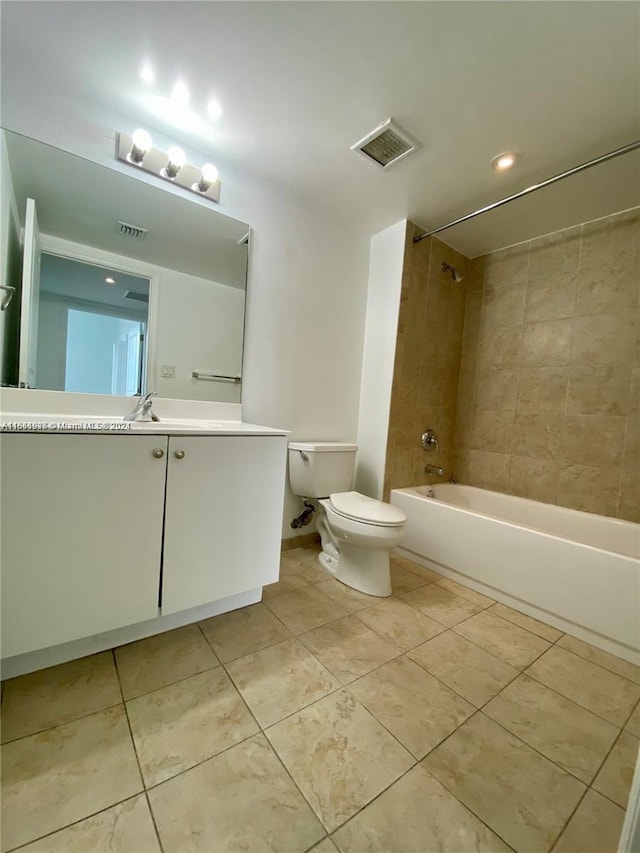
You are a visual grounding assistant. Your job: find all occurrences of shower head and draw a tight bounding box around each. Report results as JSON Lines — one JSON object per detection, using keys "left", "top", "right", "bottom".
{"left": 442, "top": 262, "right": 463, "bottom": 283}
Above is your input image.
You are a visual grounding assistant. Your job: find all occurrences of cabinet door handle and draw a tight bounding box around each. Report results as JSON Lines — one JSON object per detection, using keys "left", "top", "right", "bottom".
{"left": 174, "top": 450, "right": 185, "bottom": 460}
{"left": 152, "top": 448, "right": 165, "bottom": 459}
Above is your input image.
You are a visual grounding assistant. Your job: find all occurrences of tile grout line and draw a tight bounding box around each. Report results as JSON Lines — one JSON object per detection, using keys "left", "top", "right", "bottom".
{"left": 111, "top": 648, "right": 165, "bottom": 853}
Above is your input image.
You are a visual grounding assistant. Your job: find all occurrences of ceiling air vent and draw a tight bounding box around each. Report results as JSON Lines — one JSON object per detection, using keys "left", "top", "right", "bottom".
{"left": 351, "top": 118, "right": 420, "bottom": 169}
{"left": 117, "top": 221, "right": 148, "bottom": 241}
{"left": 123, "top": 289, "right": 149, "bottom": 303}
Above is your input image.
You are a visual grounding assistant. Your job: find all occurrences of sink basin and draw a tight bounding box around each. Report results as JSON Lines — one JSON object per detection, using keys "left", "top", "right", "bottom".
{"left": 126, "top": 419, "right": 229, "bottom": 432}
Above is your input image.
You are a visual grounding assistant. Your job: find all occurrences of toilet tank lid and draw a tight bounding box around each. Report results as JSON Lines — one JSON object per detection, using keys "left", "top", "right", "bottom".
{"left": 288, "top": 442, "right": 358, "bottom": 452}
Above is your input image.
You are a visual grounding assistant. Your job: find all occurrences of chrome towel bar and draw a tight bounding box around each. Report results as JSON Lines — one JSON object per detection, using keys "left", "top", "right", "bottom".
{"left": 191, "top": 371, "right": 241, "bottom": 383}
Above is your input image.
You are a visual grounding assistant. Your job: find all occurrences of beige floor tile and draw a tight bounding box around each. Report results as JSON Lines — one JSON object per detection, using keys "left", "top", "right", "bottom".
{"left": 593, "top": 730, "right": 640, "bottom": 808}
{"left": 115, "top": 624, "right": 219, "bottom": 700}
{"left": 423, "top": 713, "right": 585, "bottom": 853}
{"left": 308, "top": 839, "right": 338, "bottom": 853}
{"left": 149, "top": 733, "right": 324, "bottom": 852}
{"left": 553, "top": 789, "right": 626, "bottom": 853}
{"left": 226, "top": 639, "right": 340, "bottom": 727}
{"left": 264, "top": 586, "right": 347, "bottom": 634}
{"left": 266, "top": 689, "right": 414, "bottom": 832}
{"left": 199, "top": 603, "right": 291, "bottom": 662}
{"left": 18, "top": 794, "right": 160, "bottom": 853}
{"left": 356, "top": 597, "right": 445, "bottom": 651}
{"left": 407, "top": 631, "right": 520, "bottom": 707}
{"left": 557, "top": 634, "right": 640, "bottom": 685}
{"left": 1, "top": 706, "right": 142, "bottom": 852}
{"left": 280, "top": 546, "right": 328, "bottom": 584}
{"left": 454, "top": 609, "right": 551, "bottom": 669}
{"left": 349, "top": 657, "right": 474, "bottom": 758}
{"left": 489, "top": 602, "right": 563, "bottom": 642}
{"left": 1, "top": 652, "right": 121, "bottom": 743}
{"left": 527, "top": 646, "right": 640, "bottom": 726}
{"left": 314, "top": 578, "right": 379, "bottom": 612}
{"left": 435, "top": 577, "right": 495, "bottom": 608}
{"left": 262, "top": 576, "right": 307, "bottom": 598}
{"left": 299, "top": 616, "right": 400, "bottom": 684}
{"left": 126, "top": 668, "right": 258, "bottom": 787}
{"left": 484, "top": 674, "right": 619, "bottom": 783}
{"left": 625, "top": 701, "right": 640, "bottom": 736}
{"left": 333, "top": 764, "right": 511, "bottom": 853}
{"left": 390, "top": 553, "right": 441, "bottom": 583}
{"left": 390, "top": 563, "right": 431, "bottom": 596}
{"left": 401, "top": 584, "right": 483, "bottom": 627}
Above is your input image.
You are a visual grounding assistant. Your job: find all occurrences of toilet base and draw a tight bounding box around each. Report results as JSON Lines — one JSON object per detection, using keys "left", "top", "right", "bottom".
{"left": 319, "top": 543, "right": 392, "bottom": 597}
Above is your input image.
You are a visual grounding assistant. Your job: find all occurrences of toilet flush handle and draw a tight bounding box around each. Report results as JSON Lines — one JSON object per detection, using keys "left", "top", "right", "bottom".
{"left": 298, "top": 450, "right": 309, "bottom": 462}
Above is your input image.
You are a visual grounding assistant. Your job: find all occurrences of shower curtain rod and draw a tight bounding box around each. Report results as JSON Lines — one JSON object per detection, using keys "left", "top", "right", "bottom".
{"left": 413, "top": 140, "right": 640, "bottom": 243}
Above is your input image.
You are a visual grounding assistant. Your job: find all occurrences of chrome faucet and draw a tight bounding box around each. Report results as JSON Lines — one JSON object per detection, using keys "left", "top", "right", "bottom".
{"left": 425, "top": 463, "right": 444, "bottom": 476}
{"left": 123, "top": 391, "right": 159, "bottom": 422}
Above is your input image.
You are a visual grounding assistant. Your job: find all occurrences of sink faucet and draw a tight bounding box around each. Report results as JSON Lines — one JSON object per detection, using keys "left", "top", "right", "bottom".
{"left": 425, "top": 463, "right": 444, "bottom": 476}
{"left": 124, "top": 392, "right": 160, "bottom": 422}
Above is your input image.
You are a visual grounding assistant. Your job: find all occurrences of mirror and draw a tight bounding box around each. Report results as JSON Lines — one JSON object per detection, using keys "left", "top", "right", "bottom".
{"left": 1, "top": 129, "right": 249, "bottom": 403}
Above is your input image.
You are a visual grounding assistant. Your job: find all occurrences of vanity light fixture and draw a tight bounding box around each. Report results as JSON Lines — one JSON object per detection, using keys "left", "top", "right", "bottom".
{"left": 491, "top": 151, "right": 521, "bottom": 171}
{"left": 128, "top": 128, "right": 152, "bottom": 165}
{"left": 117, "top": 131, "right": 221, "bottom": 203}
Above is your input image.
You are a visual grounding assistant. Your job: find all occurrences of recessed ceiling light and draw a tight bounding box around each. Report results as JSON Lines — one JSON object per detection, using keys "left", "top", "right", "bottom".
{"left": 207, "top": 98, "right": 222, "bottom": 121}
{"left": 105, "top": 277, "right": 116, "bottom": 285}
{"left": 491, "top": 151, "right": 521, "bottom": 171}
{"left": 140, "top": 63, "right": 155, "bottom": 85}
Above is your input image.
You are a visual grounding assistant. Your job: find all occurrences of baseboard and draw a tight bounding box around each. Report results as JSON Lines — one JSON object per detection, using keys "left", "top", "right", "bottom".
{"left": 281, "top": 532, "right": 320, "bottom": 551}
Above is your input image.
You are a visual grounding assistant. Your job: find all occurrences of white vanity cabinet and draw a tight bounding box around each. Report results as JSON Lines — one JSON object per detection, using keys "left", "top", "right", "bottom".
{"left": 1, "top": 431, "right": 288, "bottom": 661}
{"left": 162, "top": 436, "right": 285, "bottom": 614}
{"left": 1, "top": 434, "right": 167, "bottom": 658}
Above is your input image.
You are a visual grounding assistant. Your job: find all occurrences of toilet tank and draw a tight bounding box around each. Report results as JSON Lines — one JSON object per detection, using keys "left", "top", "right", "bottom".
{"left": 288, "top": 442, "right": 357, "bottom": 498}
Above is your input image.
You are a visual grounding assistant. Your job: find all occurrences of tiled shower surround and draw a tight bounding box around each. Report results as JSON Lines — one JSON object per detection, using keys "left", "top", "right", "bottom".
{"left": 385, "top": 209, "right": 640, "bottom": 522}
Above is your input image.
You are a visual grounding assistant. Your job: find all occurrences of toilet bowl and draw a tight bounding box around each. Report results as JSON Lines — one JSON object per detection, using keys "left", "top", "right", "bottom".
{"left": 287, "top": 442, "right": 407, "bottom": 597}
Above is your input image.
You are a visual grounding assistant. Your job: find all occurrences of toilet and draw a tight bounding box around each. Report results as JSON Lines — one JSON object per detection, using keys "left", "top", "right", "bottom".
{"left": 288, "top": 442, "right": 407, "bottom": 597}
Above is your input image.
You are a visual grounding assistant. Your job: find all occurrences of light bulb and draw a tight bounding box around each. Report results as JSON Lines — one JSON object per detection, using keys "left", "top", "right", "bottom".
{"left": 129, "top": 128, "right": 152, "bottom": 164}
{"left": 105, "top": 277, "right": 116, "bottom": 285}
{"left": 163, "top": 145, "right": 186, "bottom": 179}
{"left": 196, "top": 163, "right": 219, "bottom": 193}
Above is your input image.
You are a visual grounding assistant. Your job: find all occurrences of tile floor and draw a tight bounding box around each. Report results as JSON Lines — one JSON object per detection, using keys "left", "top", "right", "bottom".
{"left": 1, "top": 546, "right": 639, "bottom": 853}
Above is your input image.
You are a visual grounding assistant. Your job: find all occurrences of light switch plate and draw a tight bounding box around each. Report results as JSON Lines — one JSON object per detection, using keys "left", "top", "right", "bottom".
{"left": 161, "top": 364, "right": 176, "bottom": 378}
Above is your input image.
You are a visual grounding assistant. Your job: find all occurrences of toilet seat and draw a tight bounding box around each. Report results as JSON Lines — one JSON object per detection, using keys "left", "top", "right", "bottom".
{"left": 327, "top": 491, "right": 407, "bottom": 528}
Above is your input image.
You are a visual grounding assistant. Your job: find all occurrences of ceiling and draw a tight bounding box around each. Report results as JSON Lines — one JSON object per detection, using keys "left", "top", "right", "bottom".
{"left": 41, "top": 254, "right": 149, "bottom": 315}
{"left": 1, "top": 1, "right": 639, "bottom": 256}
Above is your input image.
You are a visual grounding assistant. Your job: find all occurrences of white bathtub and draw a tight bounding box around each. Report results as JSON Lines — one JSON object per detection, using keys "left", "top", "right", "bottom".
{"left": 391, "top": 484, "right": 640, "bottom": 664}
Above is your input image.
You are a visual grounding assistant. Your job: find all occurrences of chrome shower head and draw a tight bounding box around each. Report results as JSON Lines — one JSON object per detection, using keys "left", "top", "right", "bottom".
{"left": 442, "top": 262, "right": 463, "bottom": 283}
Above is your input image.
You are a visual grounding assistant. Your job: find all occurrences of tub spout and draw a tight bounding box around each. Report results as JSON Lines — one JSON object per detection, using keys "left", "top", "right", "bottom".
{"left": 425, "top": 463, "right": 444, "bottom": 476}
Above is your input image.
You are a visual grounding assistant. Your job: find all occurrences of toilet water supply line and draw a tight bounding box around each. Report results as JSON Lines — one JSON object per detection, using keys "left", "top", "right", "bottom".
{"left": 291, "top": 500, "right": 316, "bottom": 529}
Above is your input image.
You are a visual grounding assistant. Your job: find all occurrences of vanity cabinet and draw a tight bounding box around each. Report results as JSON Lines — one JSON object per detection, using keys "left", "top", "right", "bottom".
{"left": 1, "top": 432, "right": 287, "bottom": 659}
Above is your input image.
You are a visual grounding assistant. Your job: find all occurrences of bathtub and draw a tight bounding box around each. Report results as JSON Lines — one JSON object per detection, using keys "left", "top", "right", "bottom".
{"left": 391, "top": 484, "right": 640, "bottom": 664}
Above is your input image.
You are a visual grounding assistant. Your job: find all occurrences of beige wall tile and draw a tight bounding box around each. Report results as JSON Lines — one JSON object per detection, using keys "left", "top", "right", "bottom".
{"left": 478, "top": 326, "right": 522, "bottom": 370}
{"left": 470, "top": 409, "right": 514, "bottom": 453}
{"left": 465, "top": 449, "right": 511, "bottom": 491}
{"left": 475, "top": 368, "right": 518, "bottom": 412}
{"left": 571, "top": 312, "right": 636, "bottom": 365}
{"left": 562, "top": 415, "right": 626, "bottom": 467}
{"left": 580, "top": 209, "right": 640, "bottom": 267}
{"left": 567, "top": 364, "right": 631, "bottom": 416}
{"left": 516, "top": 367, "right": 568, "bottom": 414}
{"left": 558, "top": 464, "right": 621, "bottom": 516}
{"left": 508, "top": 456, "right": 559, "bottom": 503}
{"left": 481, "top": 283, "right": 526, "bottom": 331}
{"left": 467, "top": 255, "right": 486, "bottom": 292}
{"left": 576, "top": 257, "right": 639, "bottom": 316}
{"left": 521, "top": 318, "right": 573, "bottom": 366}
{"left": 484, "top": 244, "right": 529, "bottom": 287}
{"left": 511, "top": 412, "right": 564, "bottom": 460}
{"left": 524, "top": 272, "right": 577, "bottom": 322}
{"left": 528, "top": 226, "right": 581, "bottom": 278}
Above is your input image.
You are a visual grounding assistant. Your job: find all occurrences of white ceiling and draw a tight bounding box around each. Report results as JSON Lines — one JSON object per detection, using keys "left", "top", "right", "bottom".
{"left": 41, "top": 254, "right": 149, "bottom": 315}
{"left": 1, "top": 1, "right": 639, "bottom": 256}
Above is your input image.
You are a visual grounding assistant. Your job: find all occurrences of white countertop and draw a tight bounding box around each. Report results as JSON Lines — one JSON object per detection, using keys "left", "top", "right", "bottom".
{"left": 0, "top": 413, "right": 289, "bottom": 437}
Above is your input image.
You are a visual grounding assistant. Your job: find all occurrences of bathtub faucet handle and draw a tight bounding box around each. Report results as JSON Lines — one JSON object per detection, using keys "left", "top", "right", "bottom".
{"left": 421, "top": 429, "right": 439, "bottom": 452}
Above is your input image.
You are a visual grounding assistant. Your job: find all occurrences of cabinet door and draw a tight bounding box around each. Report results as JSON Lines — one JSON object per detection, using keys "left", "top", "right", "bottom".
{"left": 1, "top": 434, "right": 167, "bottom": 658}
{"left": 162, "top": 436, "right": 287, "bottom": 615}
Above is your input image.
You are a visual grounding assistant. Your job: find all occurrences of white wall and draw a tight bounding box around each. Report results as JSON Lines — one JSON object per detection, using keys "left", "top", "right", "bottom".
{"left": 2, "top": 91, "right": 371, "bottom": 538}
{"left": 355, "top": 221, "right": 406, "bottom": 499}
{"left": 0, "top": 131, "right": 22, "bottom": 387}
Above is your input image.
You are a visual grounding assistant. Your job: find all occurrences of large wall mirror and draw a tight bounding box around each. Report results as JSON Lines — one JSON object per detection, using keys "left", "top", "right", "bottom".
{"left": 0, "top": 129, "right": 249, "bottom": 403}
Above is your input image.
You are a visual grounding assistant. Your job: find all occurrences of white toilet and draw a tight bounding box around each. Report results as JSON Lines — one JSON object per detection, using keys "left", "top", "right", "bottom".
{"left": 288, "top": 442, "right": 407, "bottom": 597}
